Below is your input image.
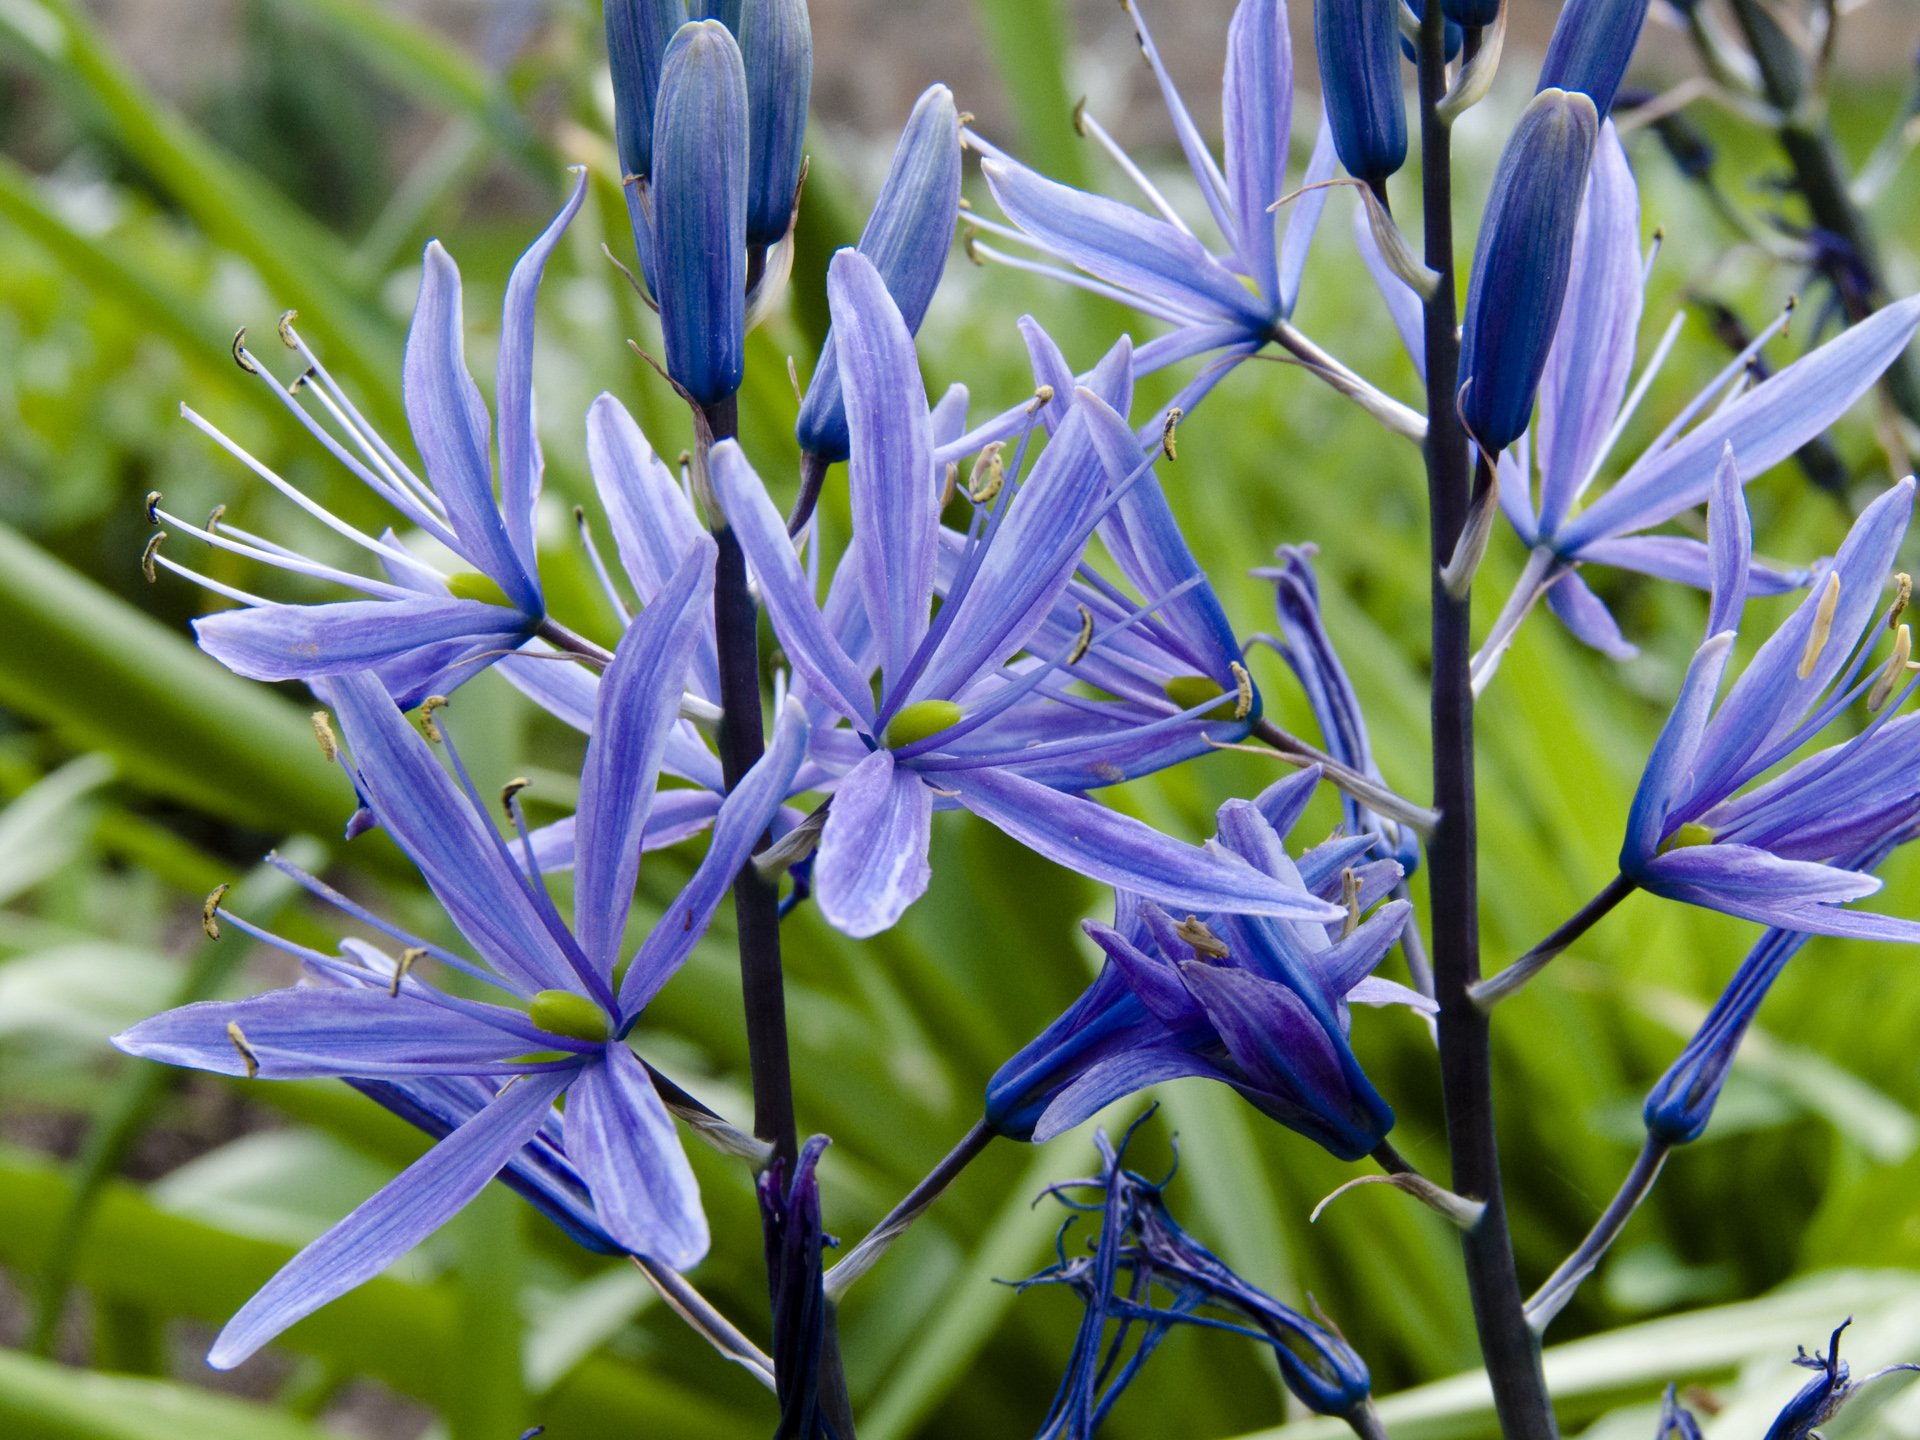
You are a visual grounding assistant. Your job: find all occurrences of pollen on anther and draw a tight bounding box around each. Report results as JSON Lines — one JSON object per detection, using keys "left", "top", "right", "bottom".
{"left": 501, "top": 776, "right": 531, "bottom": 816}
{"left": 969, "top": 442, "right": 1006, "bottom": 504}
{"left": 277, "top": 310, "right": 300, "bottom": 348}
{"left": 311, "top": 711, "right": 338, "bottom": 763}
{"left": 1798, "top": 572, "right": 1842, "bottom": 680}
{"left": 1892, "top": 573, "right": 1911, "bottom": 632}
{"left": 391, "top": 946, "right": 426, "bottom": 997}
{"left": 939, "top": 461, "right": 959, "bottom": 508}
{"left": 204, "top": 503, "right": 226, "bottom": 532}
{"left": 1068, "top": 604, "right": 1094, "bottom": 664}
{"left": 144, "top": 490, "right": 162, "bottom": 523}
{"left": 418, "top": 695, "right": 449, "bottom": 743}
{"left": 1869, "top": 624, "right": 1912, "bottom": 713}
{"left": 1340, "top": 868, "right": 1362, "bottom": 939}
{"left": 203, "top": 883, "right": 230, "bottom": 940}
{"left": 1161, "top": 407, "right": 1183, "bottom": 462}
{"left": 141, "top": 532, "right": 166, "bottom": 584}
{"left": 231, "top": 328, "right": 257, "bottom": 373}
{"left": 1230, "top": 661, "right": 1254, "bottom": 720}
{"left": 226, "top": 1020, "right": 259, "bottom": 1079}
{"left": 1174, "top": 914, "right": 1230, "bottom": 960}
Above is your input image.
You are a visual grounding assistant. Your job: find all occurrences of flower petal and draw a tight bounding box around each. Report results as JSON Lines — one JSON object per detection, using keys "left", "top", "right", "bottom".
{"left": 1544, "top": 568, "right": 1637, "bottom": 660}
{"left": 195, "top": 598, "right": 525, "bottom": 687}
{"left": 815, "top": 748, "right": 934, "bottom": 938}
{"left": 207, "top": 1067, "right": 573, "bottom": 1368}
{"left": 1622, "top": 632, "right": 1733, "bottom": 865}
{"left": 564, "top": 1045, "right": 708, "bottom": 1267}
{"left": 1032, "top": 1045, "right": 1237, "bottom": 1143}
{"left": 1222, "top": 0, "right": 1292, "bottom": 302}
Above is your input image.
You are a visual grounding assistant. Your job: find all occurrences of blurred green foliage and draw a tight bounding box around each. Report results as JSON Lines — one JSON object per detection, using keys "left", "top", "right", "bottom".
{"left": 0, "top": 0, "right": 1917, "bottom": 1437}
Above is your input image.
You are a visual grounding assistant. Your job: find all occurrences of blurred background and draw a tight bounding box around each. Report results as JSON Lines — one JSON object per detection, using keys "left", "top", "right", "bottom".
{"left": 1, "top": 1, "right": 1919, "bottom": 1437}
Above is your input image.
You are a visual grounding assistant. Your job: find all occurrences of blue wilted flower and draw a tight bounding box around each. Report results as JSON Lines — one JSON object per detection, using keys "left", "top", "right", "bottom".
{"left": 155, "top": 176, "right": 588, "bottom": 708}
{"left": 1459, "top": 89, "right": 1600, "bottom": 455}
{"left": 986, "top": 770, "right": 1430, "bottom": 1160}
{"left": 965, "top": 0, "right": 1342, "bottom": 431}
{"left": 1655, "top": 1385, "right": 1703, "bottom": 1440}
{"left": 1762, "top": 1321, "right": 1919, "bottom": 1440}
{"left": 1315, "top": 0, "right": 1406, "bottom": 186}
{"left": 1621, "top": 455, "right": 1920, "bottom": 942}
{"left": 114, "top": 567, "right": 812, "bottom": 1366}
{"left": 646, "top": 19, "right": 749, "bottom": 407}
{"left": 795, "top": 83, "right": 962, "bottom": 468}
{"left": 739, "top": 0, "right": 812, "bottom": 248}
{"left": 1644, "top": 818, "right": 1920, "bottom": 1146}
{"left": 1537, "top": 0, "right": 1653, "bottom": 120}
{"left": 1448, "top": 120, "right": 1920, "bottom": 685}
{"left": 1020, "top": 1116, "right": 1376, "bottom": 1437}
{"left": 760, "top": 1135, "right": 833, "bottom": 1438}
{"left": 717, "top": 250, "right": 1344, "bottom": 937}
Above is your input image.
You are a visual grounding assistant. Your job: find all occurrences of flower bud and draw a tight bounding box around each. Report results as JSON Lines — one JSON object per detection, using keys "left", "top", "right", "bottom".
{"left": 794, "top": 84, "right": 960, "bottom": 462}
{"left": 1443, "top": 0, "right": 1502, "bottom": 24}
{"left": 1536, "top": 0, "right": 1652, "bottom": 119}
{"left": 1399, "top": 0, "right": 1462, "bottom": 64}
{"left": 693, "top": 0, "right": 741, "bottom": 26}
{"left": 1458, "top": 88, "right": 1599, "bottom": 453}
{"left": 605, "top": 0, "right": 689, "bottom": 181}
{"left": 740, "top": 0, "right": 812, "bottom": 247}
{"left": 650, "top": 19, "right": 749, "bottom": 406}
{"left": 1313, "top": 0, "right": 1407, "bottom": 185}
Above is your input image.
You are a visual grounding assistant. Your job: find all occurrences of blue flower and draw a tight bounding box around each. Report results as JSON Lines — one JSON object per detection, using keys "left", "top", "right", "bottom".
{"left": 1314, "top": 0, "right": 1406, "bottom": 186}
{"left": 985, "top": 771, "right": 1430, "bottom": 1160}
{"left": 1020, "top": 1115, "right": 1375, "bottom": 1437}
{"left": 1762, "top": 1321, "right": 1919, "bottom": 1440}
{"left": 1655, "top": 1385, "right": 1703, "bottom": 1440}
{"left": 718, "top": 250, "right": 1346, "bottom": 937}
{"left": 114, "top": 550, "right": 811, "bottom": 1367}
{"left": 760, "top": 1135, "right": 833, "bottom": 1438}
{"left": 154, "top": 176, "right": 588, "bottom": 708}
{"left": 1537, "top": 0, "right": 1653, "bottom": 120}
{"left": 964, "top": 0, "right": 1341, "bottom": 426}
{"left": 1622, "top": 454, "right": 1920, "bottom": 942}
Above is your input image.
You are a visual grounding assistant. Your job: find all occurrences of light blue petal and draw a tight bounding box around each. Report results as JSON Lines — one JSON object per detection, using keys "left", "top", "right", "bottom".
{"left": 1544, "top": 569, "right": 1638, "bottom": 660}
{"left": 1222, "top": 0, "right": 1292, "bottom": 303}
{"left": 1705, "top": 443, "right": 1750, "bottom": 637}
{"left": 815, "top": 748, "right": 934, "bottom": 938}
{"left": 195, "top": 598, "right": 525, "bottom": 686}
{"left": 564, "top": 1045, "right": 707, "bottom": 1267}
{"left": 1622, "top": 632, "right": 1734, "bottom": 865}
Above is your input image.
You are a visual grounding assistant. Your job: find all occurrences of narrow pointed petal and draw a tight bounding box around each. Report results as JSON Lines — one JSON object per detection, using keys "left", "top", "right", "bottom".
{"left": 574, "top": 541, "right": 716, "bottom": 978}
{"left": 208, "top": 1068, "right": 573, "bottom": 1368}
{"left": 1085, "top": 919, "right": 1207, "bottom": 1029}
{"left": 620, "top": 699, "right": 812, "bottom": 1013}
{"left": 404, "top": 244, "right": 534, "bottom": 610}
{"left": 1347, "top": 975, "right": 1438, "bottom": 1011}
{"left": 564, "top": 1046, "right": 708, "bottom": 1266}
{"left": 329, "top": 672, "right": 578, "bottom": 996}
{"left": 195, "top": 598, "right": 524, "bottom": 687}
{"left": 1032, "top": 1045, "right": 1237, "bottom": 1142}
{"left": 1222, "top": 0, "right": 1292, "bottom": 302}
{"left": 711, "top": 441, "right": 875, "bottom": 725}
{"left": 1576, "top": 537, "right": 1806, "bottom": 596}
{"left": 832, "top": 250, "right": 937, "bottom": 685}
{"left": 1352, "top": 198, "right": 1426, "bottom": 378}
{"left": 113, "top": 987, "right": 550, "bottom": 1079}
{"left": 947, "top": 768, "right": 1346, "bottom": 922}
{"left": 1563, "top": 297, "right": 1920, "bottom": 550}
{"left": 1705, "top": 444, "right": 1750, "bottom": 636}
{"left": 815, "top": 749, "right": 934, "bottom": 938}
{"left": 1544, "top": 569, "right": 1638, "bottom": 660}
{"left": 497, "top": 172, "right": 588, "bottom": 576}
{"left": 1278, "top": 111, "right": 1337, "bottom": 317}
{"left": 981, "top": 157, "right": 1269, "bottom": 328}
{"left": 1623, "top": 633, "right": 1734, "bottom": 864}
{"left": 1641, "top": 843, "right": 1905, "bottom": 939}
{"left": 1535, "top": 123, "right": 1641, "bottom": 535}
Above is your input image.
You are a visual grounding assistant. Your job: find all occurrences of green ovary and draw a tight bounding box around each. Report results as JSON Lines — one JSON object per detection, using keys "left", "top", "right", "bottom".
{"left": 1660, "top": 822, "right": 1716, "bottom": 854}
{"left": 447, "top": 571, "right": 513, "bottom": 607}
{"left": 885, "top": 699, "right": 963, "bottom": 748}
{"left": 529, "top": 989, "right": 609, "bottom": 1043}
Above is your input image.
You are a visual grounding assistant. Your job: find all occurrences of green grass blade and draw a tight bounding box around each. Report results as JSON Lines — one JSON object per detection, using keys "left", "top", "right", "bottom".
{"left": 0, "top": 1345, "right": 338, "bottom": 1440}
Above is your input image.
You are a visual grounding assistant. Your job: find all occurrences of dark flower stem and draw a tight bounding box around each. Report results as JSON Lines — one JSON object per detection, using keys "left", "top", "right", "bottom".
{"left": 1525, "top": 1136, "right": 1671, "bottom": 1333}
{"left": 823, "top": 1120, "right": 996, "bottom": 1301}
{"left": 1470, "top": 874, "right": 1637, "bottom": 1010}
{"left": 1413, "top": 7, "right": 1559, "bottom": 1435}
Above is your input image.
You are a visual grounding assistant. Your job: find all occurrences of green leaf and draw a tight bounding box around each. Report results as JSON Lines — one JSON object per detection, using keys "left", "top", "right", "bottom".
{"left": 0, "top": 1345, "right": 337, "bottom": 1440}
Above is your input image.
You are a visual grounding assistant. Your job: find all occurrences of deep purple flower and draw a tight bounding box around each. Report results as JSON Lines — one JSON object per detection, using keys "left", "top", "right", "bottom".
{"left": 1622, "top": 453, "right": 1920, "bottom": 942}
{"left": 717, "top": 250, "right": 1346, "bottom": 937}
{"left": 154, "top": 177, "right": 589, "bottom": 708}
{"left": 986, "top": 770, "right": 1430, "bottom": 1160}
{"left": 114, "top": 550, "right": 810, "bottom": 1366}
{"left": 1021, "top": 1116, "right": 1375, "bottom": 1437}
{"left": 1762, "top": 1321, "right": 1918, "bottom": 1440}
{"left": 760, "top": 1135, "right": 833, "bottom": 1438}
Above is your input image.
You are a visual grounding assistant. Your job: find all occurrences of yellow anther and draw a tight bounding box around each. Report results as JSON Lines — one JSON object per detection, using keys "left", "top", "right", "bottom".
{"left": 1174, "top": 915, "right": 1231, "bottom": 960}
{"left": 885, "top": 699, "right": 963, "bottom": 748}
{"left": 1340, "top": 868, "right": 1362, "bottom": 939}
{"left": 529, "top": 989, "right": 609, "bottom": 1044}
{"left": 501, "top": 776, "right": 531, "bottom": 816}
{"left": 1230, "top": 661, "right": 1254, "bottom": 720}
{"left": 277, "top": 310, "right": 300, "bottom": 348}
{"left": 1660, "top": 821, "right": 1716, "bottom": 854}
{"left": 962, "top": 226, "right": 985, "bottom": 266}
{"left": 202, "top": 883, "right": 230, "bottom": 940}
{"left": 1030, "top": 384, "right": 1056, "bottom": 411}
{"left": 1160, "top": 407, "right": 1183, "bottom": 462}
{"left": 390, "top": 946, "right": 427, "bottom": 997}
{"left": 418, "top": 695, "right": 448, "bottom": 744}
{"left": 939, "top": 460, "right": 959, "bottom": 508}
{"left": 205, "top": 503, "right": 226, "bottom": 532}
{"left": 1798, "top": 572, "right": 1841, "bottom": 680}
{"left": 1893, "top": 573, "right": 1911, "bottom": 632}
{"left": 227, "top": 1021, "right": 259, "bottom": 1079}
{"left": 968, "top": 443, "right": 1006, "bottom": 504}
{"left": 144, "top": 490, "right": 162, "bottom": 523}
{"left": 1068, "top": 604, "right": 1094, "bottom": 664}
{"left": 1869, "top": 623, "right": 1912, "bottom": 713}
{"left": 311, "top": 710, "right": 338, "bottom": 763}
{"left": 231, "top": 328, "right": 257, "bottom": 373}
{"left": 141, "top": 532, "right": 166, "bottom": 584}
{"left": 786, "top": 353, "right": 801, "bottom": 404}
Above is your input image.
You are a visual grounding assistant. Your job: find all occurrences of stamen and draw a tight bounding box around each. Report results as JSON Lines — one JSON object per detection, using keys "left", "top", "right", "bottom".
{"left": 418, "top": 695, "right": 448, "bottom": 743}
{"left": 277, "top": 309, "right": 299, "bottom": 348}
{"left": 1892, "top": 573, "right": 1911, "bottom": 631}
{"left": 939, "top": 461, "right": 959, "bottom": 508}
{"left": 968, "top": 443, "right": 1006, "bottom": 504}
{"left": 1068, "top": 604, "right": 1094, "bottom": 664}
{"left": 1798, "top": 572, "right": 1842, "bottom": 680}
{"left": 226, "top": 1021, "right": 259, "bottom": 1079}
{"left": 231, "top": 328, "right": 256, "bottom": 373}
{"left": 1340, "top": 869, "right": 1362, "bottom": 940}
{"left": 1868, "top": 623, "right": 1912, "bottom": 712}
{"left": 1174, "top": 915, "right": 1230, "bottom": 960}
{"left": 311, "top": 711, "right": 338, "bottom": 763}
{"left": 204, "top": 503, "right": 226, "bottom": 532}
{"left": 1029, "top": 384, "right": 1056, "bottom": 411}
{"left": 202, "top": 883, "right": 230, "bottom": 940}
{"left": 144, "top": 490, "right": 162, "bottom": 523}
{"left": 1160, "top": 407, "right": 1182, "bottom": 462}
{"left": 573, "top": 506, "right": 632, "bottom": 622}
{"left": 141, "top": 532, "right": 165, "bottom": 584}
{"left": 1230, "top": 661, "right": 1254, "bottom": 720}
{"left": 390, "top": 946, "right": 426, "bottom": 998}
{"left": 500, "top": 776, "right": 532, "bottom": 817}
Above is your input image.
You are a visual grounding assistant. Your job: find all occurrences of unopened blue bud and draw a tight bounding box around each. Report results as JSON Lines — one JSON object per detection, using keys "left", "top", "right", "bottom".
{"left": 651, "top": 20, "right": 749, "bottom": 406}
{"left": 1443, "top": 0, "right": 1502, "bottom": 24}
{"left": 1314, "top": 0, "right": 1407, "bottom": 184}
{"left": 795, "top": 84, "right": 960, "bottom": 462}
{"left": 1459, "top": 88, "right": 1599, "bottom": 453}
{"left": 605, "top": 0, "right": 688, "bottom": 181}
{"left": 1400, "top": 0, "right": 1463, "bottom": 64}
{"left": 740, "top": 0, "right": 813, "bottom": 247}
{"left": 1537, "top": 0, "right": 1653, "bottom": 118}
